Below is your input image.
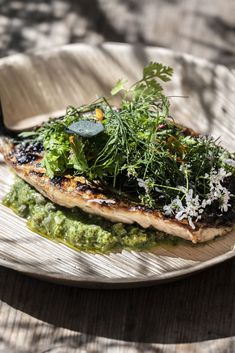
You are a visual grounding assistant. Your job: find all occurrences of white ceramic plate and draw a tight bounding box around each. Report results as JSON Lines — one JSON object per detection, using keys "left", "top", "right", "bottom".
{"left": 0, "top": 43, "right": 234, "bottom": 288}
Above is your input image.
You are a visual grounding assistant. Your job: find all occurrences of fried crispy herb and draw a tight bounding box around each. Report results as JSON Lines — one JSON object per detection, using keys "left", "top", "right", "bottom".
{"left": 18, "top": 62, "right": 235, "bottom": 228}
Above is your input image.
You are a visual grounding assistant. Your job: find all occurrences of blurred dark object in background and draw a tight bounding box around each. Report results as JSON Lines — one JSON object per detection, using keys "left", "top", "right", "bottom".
{"left": 0, "top": 0, "right": 235, "bottom": 67}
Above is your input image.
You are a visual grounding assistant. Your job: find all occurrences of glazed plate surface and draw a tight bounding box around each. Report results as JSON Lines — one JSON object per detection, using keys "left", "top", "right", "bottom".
{"left": 0, "top": 43, "right": 234, "bottom": 288}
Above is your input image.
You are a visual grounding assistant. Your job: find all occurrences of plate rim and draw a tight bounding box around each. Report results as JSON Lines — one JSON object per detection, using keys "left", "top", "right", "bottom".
{"left": 0, "top": 244, "right": 234, "bottom": 288}
{"left": 0, "top": 42, "right": 234, "bottom": 288}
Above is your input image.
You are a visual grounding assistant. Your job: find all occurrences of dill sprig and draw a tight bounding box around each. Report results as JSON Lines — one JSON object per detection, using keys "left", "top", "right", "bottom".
{"left": 18, "top": 62, "right": 235, "bottom": 226}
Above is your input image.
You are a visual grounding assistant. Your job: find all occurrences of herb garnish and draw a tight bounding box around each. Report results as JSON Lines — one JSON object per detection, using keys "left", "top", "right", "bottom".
{"left": 18, "top": 62, "right": 235, "bottom": 229}
{"left": 66, "top": 120, "right": 104, "bottom": 137}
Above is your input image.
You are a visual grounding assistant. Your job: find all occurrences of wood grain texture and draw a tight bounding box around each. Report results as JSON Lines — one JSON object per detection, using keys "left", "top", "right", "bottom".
{"left": 0, "top": 44, "right": 235, "bottom": 289}
{"left": 0, "top": 0, "right": 235, "bottom": 68}
{"left": 1, "top": 160, "right": 235, "bottom": 288}
{"left": 0, "top": 0, "right": 234, "bottom": 352}
{"left": 0, "top": 43, "right": 234, "bottom": 153}
{"left": 1, "top": 262, "right": 235, "bottom": 352}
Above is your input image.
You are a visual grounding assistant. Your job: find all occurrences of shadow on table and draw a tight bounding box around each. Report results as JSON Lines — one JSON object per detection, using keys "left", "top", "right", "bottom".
{"left": 0, "top": 256, "right": 235, "bottom": 344}
{"left": 0, "top": 0, "right": 165, "bottom": 58}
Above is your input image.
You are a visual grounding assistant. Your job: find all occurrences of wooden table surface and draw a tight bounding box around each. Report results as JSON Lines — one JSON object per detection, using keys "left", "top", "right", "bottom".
{"left": 0, "top": 0, "right": 235, "bottom": 352}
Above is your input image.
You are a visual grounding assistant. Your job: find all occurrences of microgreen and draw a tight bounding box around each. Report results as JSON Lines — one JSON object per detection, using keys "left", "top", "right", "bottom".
{"left": 17, "top": 62, "right": 235, "bottom": 228}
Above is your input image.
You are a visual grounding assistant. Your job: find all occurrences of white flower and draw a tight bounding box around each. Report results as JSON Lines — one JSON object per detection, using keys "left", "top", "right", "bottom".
{"left": 137, "top": 178, "right": 149, "bottom": 193}
{"left": 201, "top": 199, "right": 207, "bottom": 208}
{"left": 219, "top": 189, "right": 231, "bottom": 212}
{"left": 179, "top": 163, "right": 191, "bottom": 173}
{"left": 163, "top": 204, "right": 174, "bottom": 216}
{"left": 209, "top": 168, "right": 231, "bottom": 188}
{"left": 163, "top": 195, "right": 183, "bottom": 216}
{"left": 177, "top": 190, "right": 205, "bottom": 229}
{"left": 188, "top": 217, "right": 196, "bottom": 230}
{"left": 164, "top": 190, "right": 205, "bottom": 229}
{"left": 205, "top": 168, "right": 232, "bottom": 212}
{"left": 175, "top": 210, "right": 186, "bottom": 221}
{"left": 177, "top": 186, "right": 187, "bottom": 193}
{"left": 224, "top": 159, "right": 235, "bottom": 167}
{"left": 163, "top": 167, "right": 232, "bottom": 229}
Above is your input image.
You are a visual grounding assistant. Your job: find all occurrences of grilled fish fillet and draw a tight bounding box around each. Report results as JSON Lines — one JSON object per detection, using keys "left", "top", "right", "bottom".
{"left": 0, "top": 137, "right": 232, "bottom": 243}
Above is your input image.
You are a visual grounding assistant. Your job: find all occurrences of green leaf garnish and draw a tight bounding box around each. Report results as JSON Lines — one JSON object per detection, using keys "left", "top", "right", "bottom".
{"left": 66, "top": 120, "right": 104, "bottom": 138}
{"left": 143, "top": 62, "right": 173, "bottom": 81}
{"left": 111, "top": 79, "right": 127, "bottom": 96}
{"left": 18, "top": 131, "right": 38, "bottom": 138}
{"left": 16, "top": 62, "right": 234, "bottom": 222}
{"left": 69, "top": 136, "right": 88, "bottom": 172}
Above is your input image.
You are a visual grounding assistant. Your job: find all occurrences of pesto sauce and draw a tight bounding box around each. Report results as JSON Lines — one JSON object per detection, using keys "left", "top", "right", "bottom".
{"left": 3, "top": 178, "right": 179, "bottom": 253}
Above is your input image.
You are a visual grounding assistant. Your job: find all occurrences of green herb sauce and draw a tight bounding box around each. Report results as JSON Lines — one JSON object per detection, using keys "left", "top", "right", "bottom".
{"left": 3, "top": 178, "right": 179, "bottom": 253}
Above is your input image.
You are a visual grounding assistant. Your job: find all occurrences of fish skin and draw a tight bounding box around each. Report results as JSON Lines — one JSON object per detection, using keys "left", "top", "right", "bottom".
{"left": 0, "top": 137, "right": 232, "bottom": 243}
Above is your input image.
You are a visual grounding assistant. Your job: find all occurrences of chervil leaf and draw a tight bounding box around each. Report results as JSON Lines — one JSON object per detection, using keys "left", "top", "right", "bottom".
{"left": 111, "top": 79, "right": 127, "bottom": 96}
{"left": 16, "top": 60, "right": 235, "bottom": 221}
{"left": 143, "top": 62, "right": 173, "bottom": 82}
{"left": 133, "top": 79, "right": 163, "bottom": 100}
{"left": 129, "top": 63, "right": 173, "bottom": 105}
